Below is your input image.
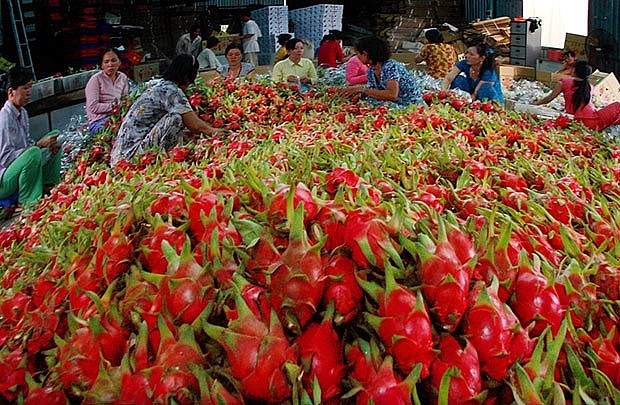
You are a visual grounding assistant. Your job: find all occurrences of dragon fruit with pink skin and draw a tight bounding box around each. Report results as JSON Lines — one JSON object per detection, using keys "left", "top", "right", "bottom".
{"left": 204, "top": 276, "right": 296, "bottom": 403}
{"left": 358, "top": 264, "right": 435, "bottom": 378}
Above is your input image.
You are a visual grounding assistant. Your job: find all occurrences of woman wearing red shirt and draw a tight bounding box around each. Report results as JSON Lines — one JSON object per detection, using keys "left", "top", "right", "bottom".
{"left": 317, "top": 32, "right": 347, "bottom": 68}
{"left": 534, "top": 60, "right": 620, "bottom": 131}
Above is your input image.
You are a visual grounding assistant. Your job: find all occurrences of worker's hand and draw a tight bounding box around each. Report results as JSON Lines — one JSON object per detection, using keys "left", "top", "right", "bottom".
{"left": 37, "top": 134, "right": 60, "bottom": 150}
{"left": 337, "top": 85, "right": 364, "bottom": 97}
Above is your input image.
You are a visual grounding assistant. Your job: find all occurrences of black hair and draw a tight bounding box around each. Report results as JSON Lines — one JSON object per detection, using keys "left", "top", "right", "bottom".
{"left": 99, "top": 47, "right": 122, "bottom": 66}
{"left": 0, "top": 66, "right": 33, "bottom": 103}
{"left": 240, "top": 8, "right": 252, "bottom": 18}
{"left": 425, "top": 29, "right": 444, "bottom": 44}
{"left": 225, "top": 42, "right": 244, "bottom": 56}
{"left": 355, "top": 36, "right": 390, "bottom": 64}
{"left": 277, "top": 33, "right": 292, "bottom": 46}
{"left": 563, "top": 50, "right": 576, "bottom": 59}
{"left": 206, "top": 36, "right": 220, "bottom": 49}
{"left": 285, "top": 38, "right": 304, "bottom": 51}
{"left": 571, "top": 60, "right": 592, "bottom": 111}
{"left": 163, "top": 54, "right": 199, "bottom": 86}
{"left": 471, "top": 43, "right": 497, "bottom": 76}
{"left": 189, "top": 24, "right": 201, "bottom": 34}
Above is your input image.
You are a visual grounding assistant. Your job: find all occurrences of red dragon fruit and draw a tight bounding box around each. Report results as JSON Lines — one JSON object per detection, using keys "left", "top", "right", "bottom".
{"left": 358, "top": 264, "right": 435, "bottom": 378}
{"left": 428, "top": 335, "right": 482, "bottom": 404}
{"left": 268, "top": 204, "right": 326, "bottom": 331}
{"left": 321, "top": 254, "right": 364, "bottom": 324}
{"left": 463, "top": 280, "right": 534, "bottom": 381}
{"left": 267, "top": 183, "right": 319, "bottom": 226}
{"left": 295, "top": 304, "right": 346, "bottom": 402}
{"left": 510, "top": 254, "right": 564, "bottom": 337}
{"left": 346, "top": 340, "right": 418, "bottom": 405}
{"left": 416, "top": 216, "right": 473, "bottom": 332}
{"left": 139, "top": 216, "right": 187, "bottom": 274}
{"left": 204, "top": 276, "right": 297, "bottom": 403}
{"left": 343, "top": 206, "right": 401, "bottom": 270}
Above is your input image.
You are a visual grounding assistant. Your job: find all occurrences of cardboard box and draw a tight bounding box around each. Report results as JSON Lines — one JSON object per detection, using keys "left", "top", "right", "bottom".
{"left": 133, "top": 61, "right": 160, "bottom": 83}
{"left": 589, "top": 71, "right": 620, "bottom": 104}
{"left": 213, "top": 35, "right": 242, "bottom": 56}
{"left": 499, "top": 64, "right": 535, "bottom": 86}
{"left": 564, "top": 33, "right": 587, "bottom": 60}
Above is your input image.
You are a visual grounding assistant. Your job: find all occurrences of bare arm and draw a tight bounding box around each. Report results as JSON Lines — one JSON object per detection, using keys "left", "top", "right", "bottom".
{"left": 182, "top": 111, "right": 226, "bottom": 136}
{"left": 532, "top": 82, "right": 563, "bottom": 105}
{"left": 441, "top": 66, "right": 461, "bottom": 92}
{"left": 338, "top": 79, "right": 399, "bottom": 102}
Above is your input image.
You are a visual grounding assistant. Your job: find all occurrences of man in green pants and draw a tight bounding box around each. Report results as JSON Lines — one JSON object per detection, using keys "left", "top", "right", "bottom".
{"left": 0, "top": 66, "right": 61, "bottom": 209}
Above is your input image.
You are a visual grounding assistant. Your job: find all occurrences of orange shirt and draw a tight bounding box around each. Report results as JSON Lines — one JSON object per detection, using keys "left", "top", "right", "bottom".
{"left": 417, "top": 43, "right": 457, "bottom": 79}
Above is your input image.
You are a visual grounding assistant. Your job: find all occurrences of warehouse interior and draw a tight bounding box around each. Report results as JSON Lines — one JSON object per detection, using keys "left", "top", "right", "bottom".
{"left": 0, "top": 0, "right": 617, "bottom": 79}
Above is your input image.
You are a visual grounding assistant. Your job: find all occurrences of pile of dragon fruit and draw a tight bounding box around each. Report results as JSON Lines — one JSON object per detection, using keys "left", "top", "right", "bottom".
{"left": 0, "top": 76, "right": 618, "bottom": 404}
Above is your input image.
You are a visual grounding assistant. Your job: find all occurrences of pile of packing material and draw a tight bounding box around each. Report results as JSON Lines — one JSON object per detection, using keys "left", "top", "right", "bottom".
{"left": 252, "top": 6, "right": 289, "bottom": 66}
{"left": 462, "top": 16, "right": 511, "bottom": 57}
{"left": 289, "top": 4, "right": 343, "bottom": 56}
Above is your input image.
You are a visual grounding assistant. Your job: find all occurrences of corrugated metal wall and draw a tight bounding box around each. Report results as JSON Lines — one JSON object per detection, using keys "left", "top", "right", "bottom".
{"left": 464, "top": 0, "right": 523, "bottom": 22}
{"left": 588, "top": 0, "right": 620, "bottom": 75}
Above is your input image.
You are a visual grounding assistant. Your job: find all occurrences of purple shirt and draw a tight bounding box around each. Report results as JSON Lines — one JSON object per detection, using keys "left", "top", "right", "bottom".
{"left": 85, "top": 70, "right": 128, "bottom": 125}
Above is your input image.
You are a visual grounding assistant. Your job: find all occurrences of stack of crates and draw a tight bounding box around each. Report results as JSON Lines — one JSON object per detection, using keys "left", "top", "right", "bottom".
{"left": 251, "top": 6, "right": 289, "bottom": 66}
{"left": 288, "top": 4, "right": 343, "bottom": 56}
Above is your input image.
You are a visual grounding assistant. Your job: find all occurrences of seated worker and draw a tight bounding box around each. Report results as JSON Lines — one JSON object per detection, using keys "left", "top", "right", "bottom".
{"left": 556, "top": 50, "right": 577, "bottom": 75}
{"left": 85, "top": 47, "right": 129, "bottom": 134}
{"left": 415, "top": 28, "right": 457, "bottom": 79}
{"left": 0, "top": 66, "right": 61, "bottom": 207}
{"left": 271, "top": 38, "right": 318, "bottom": 90}
{"left": 197, "top": 36, "right": 223, "bottom": 70}
{"left": 176, "top": 24, "right": 202, "bottom": 58}
{"left": 110, "top": 55, "right": 227, "bottom": 166}
{"left": 533, "top": 60, "right": 620, "bottom": 131}
{"left": 441, "top": 43, "right": 504, "bottom": 103}
{"left": 317, "top": 31, "right": 347, "bottom": 68}
{"left": 345, "top": 53, "right": 368, "bottom": 85}
{"left": 216, "top": 43, "right": 255, "bottom": 80}
{"left": 274, "top": 33, "right": 292, "bottom": 64}
{"left": 338, "top": 36, "right": 422, "bottom": 108}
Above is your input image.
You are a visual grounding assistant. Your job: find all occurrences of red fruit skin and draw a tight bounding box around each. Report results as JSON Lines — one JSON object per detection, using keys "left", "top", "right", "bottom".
{"left": 325, "top": 167, "right": 360, "bottom": 196}
{"left": 139, "top": 224, "right": 186, "bottom": 274}
{"left": 355, "top": 358, "right": 412, "bottom": 405}
{"left": 23, "top": 386, "right": 68, "bottom": 405}
{"left": 322, "top": 255, "right": 364, "bottom": 324}
{"left": 314, "top": 202, "right": 348, "bottom": 252}
{"left": 94, "top": 230, "right": 134, "bottom": 281}
{"left": 152, "top": 367, "right": 200, "bottom": 405}
{"left": 148, "top": 191, "right": 188, "bottom": 219}
{"left": 511, "top": 266, "right": 564, "bottom": 337}
{"left": 343, "top": 208, "right": 397, "bottom": 269}
{"left": 268, "top": 206, "right": 326, "bottom": 330}
{"left": 372, "top": 281, "right": 435, "bottom": 378}
{"left": 429, "top": 335, "right": 482, "bottom": 404}
{"left": 267, "top": 183, "right": 318, "bottom": 226}
{"left": 296, "top": 317, "right": 346, "bottom": 402}
{"left": 463, "top": 283, "right": 534, "bottom": 381}
{"left": 419, "top": 237, "right": 471, "bottom": 332}
{"left": 0, "top": 350, "right": 31, "bottom": 401}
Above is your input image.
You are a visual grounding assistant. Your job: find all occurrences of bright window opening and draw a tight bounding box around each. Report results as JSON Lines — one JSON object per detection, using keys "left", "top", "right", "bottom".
{"left": 523, "top": 0, "right": 588, "bottom": 48}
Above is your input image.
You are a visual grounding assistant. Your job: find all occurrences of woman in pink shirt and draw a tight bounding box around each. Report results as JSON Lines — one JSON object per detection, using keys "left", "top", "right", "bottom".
{"left": 534, "top": 60, "right": 620, "bottom": 131}
{"left": 345, "top": 54, "right": 368, "bottom": 85}
{"left": 85, "top": 48, "right": 128, "bottom": 134}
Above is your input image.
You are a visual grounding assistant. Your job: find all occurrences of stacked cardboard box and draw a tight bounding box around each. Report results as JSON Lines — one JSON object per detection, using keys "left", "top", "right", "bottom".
{"left": 289, "top": 4, "right": 344, "bottom": 57}
{"left": 590, "top": 71, "right": 620, "bottom": 104}
{"left": 252, "top": 6, "right": 289, "bottom": 66}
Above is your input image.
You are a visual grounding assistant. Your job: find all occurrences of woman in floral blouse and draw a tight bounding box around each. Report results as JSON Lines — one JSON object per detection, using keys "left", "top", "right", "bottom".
{"left": 338, "top": 36, "right": 422, "bottom": 108}
{"left": 415, "top": 29, "right": 457, "bottom": 79}
{"left": 110, "top": 55, "right": 226, "bottom": 165}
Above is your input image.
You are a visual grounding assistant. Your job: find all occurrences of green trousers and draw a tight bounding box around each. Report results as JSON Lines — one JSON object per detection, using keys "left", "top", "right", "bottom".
{"left": 0, "top": 146, "right": 61, "bottom": 205}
